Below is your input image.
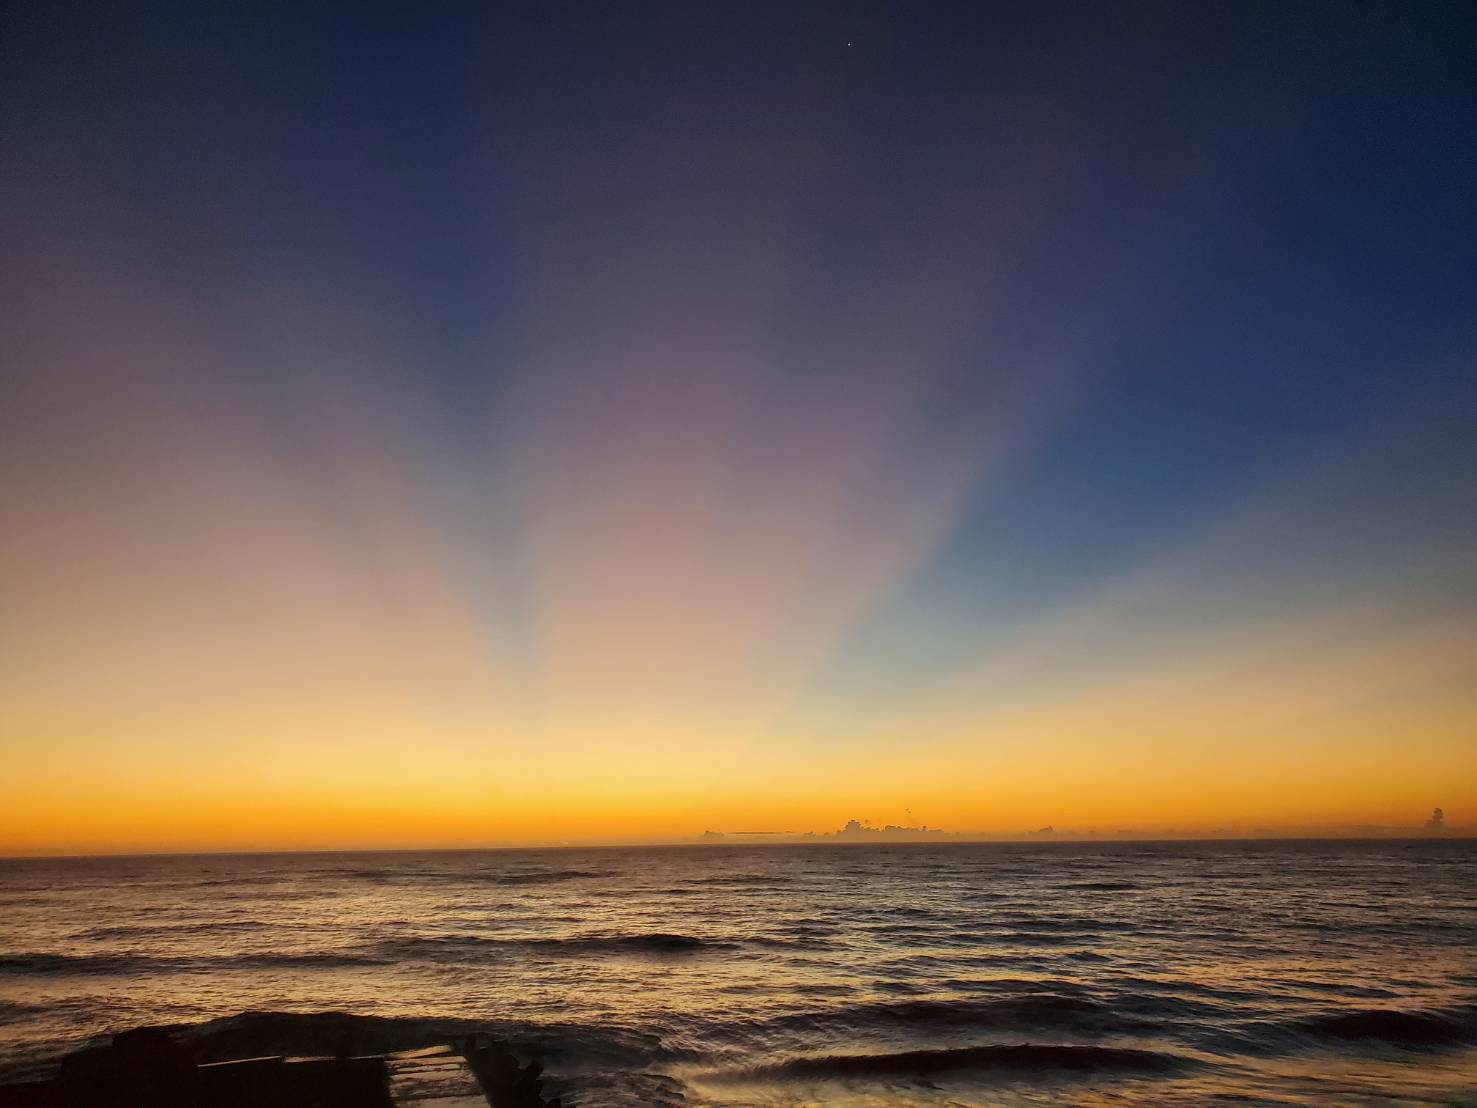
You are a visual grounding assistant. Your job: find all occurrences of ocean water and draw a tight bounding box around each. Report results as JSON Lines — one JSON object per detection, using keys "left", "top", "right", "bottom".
{"left": 1, "top": 840, "right": 1475, "bottom": 1105}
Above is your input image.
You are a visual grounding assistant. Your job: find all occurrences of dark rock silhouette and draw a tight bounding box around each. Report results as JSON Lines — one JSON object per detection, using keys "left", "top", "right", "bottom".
{"left": 53, "top": 1028, "right": 196, "bottom": 1106}
{"left": 455, "top": 1034, "right": 561, "bottom": 1108}
{"left": 0, "top": 1025, "right": 562, "bottom": 1107}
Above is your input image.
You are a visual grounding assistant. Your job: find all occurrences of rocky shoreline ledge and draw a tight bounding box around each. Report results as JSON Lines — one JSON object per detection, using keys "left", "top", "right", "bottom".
{"left": 0, "top": 1018, "right": 562, "bottom": 1107}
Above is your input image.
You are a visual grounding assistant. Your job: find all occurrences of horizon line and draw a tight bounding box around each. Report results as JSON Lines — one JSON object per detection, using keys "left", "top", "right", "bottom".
{"left": 3, "top": 830, "right": 1470, "bottom": 862}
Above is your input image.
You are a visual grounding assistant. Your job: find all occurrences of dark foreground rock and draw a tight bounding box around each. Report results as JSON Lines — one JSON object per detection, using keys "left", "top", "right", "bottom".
{"left": 0, "top": 1024, "right": 560, "bottom": 1107}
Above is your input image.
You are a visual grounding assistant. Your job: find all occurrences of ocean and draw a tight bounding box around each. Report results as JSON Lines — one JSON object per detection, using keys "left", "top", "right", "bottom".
{"left": 2, "top": 840, "right": 1474, "bottom": 1105}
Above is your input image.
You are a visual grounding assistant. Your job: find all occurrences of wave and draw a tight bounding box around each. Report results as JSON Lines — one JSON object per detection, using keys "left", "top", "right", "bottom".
{"left": 855, "top": 905, "right": 936, "bottom": 920}
{"left": 233, "top": 951, "right": 390, "bottom": 969}
{"left": 759, "top": 993, "right": 1149, "bottom": 1037}
{"left": 694, "top": 880, "right": 797, "bottom": 892}
{"left": 775, "top": 923, "right": 834, "bottom": 939}
{"left": 370, "top": 935, "right": 507, "bottom": 961}
{"left": 155, "top": 875, "right": 287, "bottom": 890}
{"left": 532, "top": 932, "right": 732, "bottom": 955}
{"left": 1292, "top": 1007, "right": 1477, "bottom": 1048}
{"left": 494, "top": 869, "right": 613, "bottom": 885}
{"left": 0, "top": 953, "right": 161, "bottom": 975}
{"left": 1104, "top": 976, "right": 1266, "bottom": 1004}
{"left": 0, "top": 1000, "right": 50, "bottom": 1025}
{"left": 76, "top": 920, "right": 275, "bottom": 940}
{"left": 972, "top": 929, "right": 1107, "bottom": 946}
{"left": 744, "top": 935, "right": 820, "bottom": 950}
{"left": 343, "top": 867, "right": 612, "bottom": 886}
{"left": 704, "top": 1043, "right": 1189, "bottom": 1082}
{"left": 0, "top": 949, "right": 388, "bottom": 976}
{"left": 376, "top": 931, "right": 736, "bottom": 960}
{"left": 982, "top": 914, "right": 1136, "bottom": 932}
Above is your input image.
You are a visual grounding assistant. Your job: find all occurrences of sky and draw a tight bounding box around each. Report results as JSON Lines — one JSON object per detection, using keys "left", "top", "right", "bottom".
{"left": 2, "top": 1, "right": 1474, "bottom": 854}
